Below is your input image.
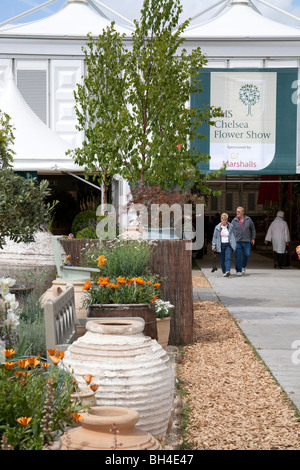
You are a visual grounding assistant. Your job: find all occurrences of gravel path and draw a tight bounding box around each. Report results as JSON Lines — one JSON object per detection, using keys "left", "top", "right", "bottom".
{"left": 177, "top": 276, "right": 300, "bottom": 450}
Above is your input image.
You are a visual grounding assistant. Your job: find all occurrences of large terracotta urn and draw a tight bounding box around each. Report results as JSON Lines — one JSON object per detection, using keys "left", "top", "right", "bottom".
{"left": 62, "top": 318, "right": 174, "bottom": 438}
{"left": 62, "top": 406, "right": 162, "bottom": 450}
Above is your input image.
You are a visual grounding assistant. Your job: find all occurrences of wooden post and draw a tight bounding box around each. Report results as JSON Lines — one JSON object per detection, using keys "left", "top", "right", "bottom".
{"left": 151, "top": 240, "right": 194, "bottom": 346}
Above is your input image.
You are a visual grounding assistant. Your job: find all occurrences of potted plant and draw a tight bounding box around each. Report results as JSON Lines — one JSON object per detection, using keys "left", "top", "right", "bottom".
{"left": 80, "top": 238, "right": 163, "bottom": 339}
{"left": 154, "top": 299, "right": 174, "bottom": 349}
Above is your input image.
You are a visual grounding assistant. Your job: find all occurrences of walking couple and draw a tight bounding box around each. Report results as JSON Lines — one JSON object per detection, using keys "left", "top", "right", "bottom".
{"left": 212, "top": 207, "right": 256, "bottom": 277}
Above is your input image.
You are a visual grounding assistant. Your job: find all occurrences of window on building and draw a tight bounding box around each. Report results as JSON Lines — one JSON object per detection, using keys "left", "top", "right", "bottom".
{"left": 248, "top": 193, "right": 256, "bottom": 211}
{"left": 16, "top": 61, "right": 48, "bottom": 124}
{"left": 225, "top": 193, "right": 233, "bottom": 211}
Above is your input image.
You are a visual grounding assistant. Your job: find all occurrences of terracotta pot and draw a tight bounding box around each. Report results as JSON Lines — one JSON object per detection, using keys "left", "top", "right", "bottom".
{"left": 61, "top": 406, "right": 162, "bottom": 450}
{"left": 156, "top": 317, "right": 171, "bottom": 349}
{"left": 88, "top": 303, "right": 157, "bottom": 340}
{"left": 71, "top": 387, "right": 97, "bottom": 410}
{"left": 62, "top": 318, "right": 174, "bottom": 438}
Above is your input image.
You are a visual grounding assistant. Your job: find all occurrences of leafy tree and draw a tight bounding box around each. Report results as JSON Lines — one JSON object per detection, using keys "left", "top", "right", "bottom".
{"left": 0, "top": 109, "right": 56, "bottom": 248}
{"left": 70, "top": 0, "right": 223, "bottom": 193}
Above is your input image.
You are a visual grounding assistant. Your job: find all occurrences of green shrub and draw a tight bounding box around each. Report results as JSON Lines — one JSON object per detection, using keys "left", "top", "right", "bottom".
{"left": 81, "top": 238, "right": 156, "bottom": 278}
{"left": 71, "top": 210, "right": 96, "bottom": 236}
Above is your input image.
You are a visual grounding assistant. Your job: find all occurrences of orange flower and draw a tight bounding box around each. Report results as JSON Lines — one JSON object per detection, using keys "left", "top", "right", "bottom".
{"left": 151, "top": 295, "right": 158, "bottom": 303}
{"left": 95, "top": 255, "right": 107, "bottom": 268}
{"left": 83, "top": 374, "right": 94, "bottom": 384}
{"left": 147, "top": 281, "right": 152, "bottom": 286}
{"left": 47, "top": 349, "right": 58, "bottom": 356}
{"left": 116, "top": 277, "right": 126, "bottom": 284}
{"left": 82, "top": 280, "right": 92, "bottom": 291}
{"left": 27, "top": 357, "right": 40, "bottom": 367}
{"left": 17, "top": 417, "right": 32, "bottom": 426}
{"left": 153, "top": 283, "right": 160, "bottom": 288}
{"left": 90, "top": 384, "right": 99, "bottom": 392}
{"left": 40, "top": 362, "right": 50, "bottom": 369}
{"left": 100, "top": 280, "right": 108, "bottom": 287}
{"left": 135, "top": 277, "right": 145, "bottom": 285}
{"left": 49, "top": 355, "right": 60, "bottom": 365}
{"left": 4, "top": 362, "right": 15, "bottom": 370}
{"left": 1, "top": 349, "right": 15, "bottom": 358}
{"left": 17, "top": 359, "right": 30, "bottom": 369}
{"left": 72, "top": 413, "right": 84, "bottom": 422}
{"left": 127, "top": 278, "right": 135, "bottom": 285}
{"left": 55, "top": 351, "right": 65, "bottom": 359}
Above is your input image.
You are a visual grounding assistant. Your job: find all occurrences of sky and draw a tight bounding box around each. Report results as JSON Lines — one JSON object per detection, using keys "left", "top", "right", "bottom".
{"left": 0, "top": 0, "right": 300, "bottom": 30}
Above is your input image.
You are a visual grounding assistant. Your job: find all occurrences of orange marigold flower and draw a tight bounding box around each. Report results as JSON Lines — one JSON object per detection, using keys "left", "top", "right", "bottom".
{"left": 83, "top": 374, "right": 94, "bottom": 384}
{"left": 151, "top": 295, "right": 158, "bottom": 303}
{"left": 147, "top": 281, "right": 152, "bottom": 286}
{"left": 153, "top": 283, "right": 160, "bottom": 288}
{"left": 82, "top": 280, "right": 92, "bottom": 291}
{"left": 72, "top": 413, "right": 84, "bottom": 422}
{"left": 17, "top": 417, "right": 32, "bottom": 426}
{"left": 116, "top": 277, "right": 126, "bottom": 284}
{"left": 135, "top": 277, "right": 145, "bottom": 285}
{"left": 4, "top": 362, "right": 15, "bottom": 370}
{"left": 90, "top": 384, "right": 99, "bottom": 392}
{"left": 1, "top": 349, "right": 15, "bottom": 358}
{"left": 100, "top": 280, "right": 108, "bottom": 287}
{"left": 127, "top": 278, "right": 135, "bottom": 285}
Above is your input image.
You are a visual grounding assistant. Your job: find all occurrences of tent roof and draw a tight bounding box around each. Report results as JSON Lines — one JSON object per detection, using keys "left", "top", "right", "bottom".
{"left": 0, "top": 71, "right": 80, "bottom": 172}
{"left": 0, "top": 0, "right": 132, "bottom": 38}
{"left": 184, "top": 0, "right": 300, "bottom": 39}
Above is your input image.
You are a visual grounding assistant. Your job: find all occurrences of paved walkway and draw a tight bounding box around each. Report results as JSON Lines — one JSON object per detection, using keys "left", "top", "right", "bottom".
{"left": 193, "top": 249, "right": 300, "bottom": 412}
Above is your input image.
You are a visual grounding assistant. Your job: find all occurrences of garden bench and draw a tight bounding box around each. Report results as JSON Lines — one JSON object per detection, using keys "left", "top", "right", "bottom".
{"left": 51, "top": 235, "right": 100, "bottom": 281}
{"left": 44, "top": 283, "right": 78, "bottom": 353}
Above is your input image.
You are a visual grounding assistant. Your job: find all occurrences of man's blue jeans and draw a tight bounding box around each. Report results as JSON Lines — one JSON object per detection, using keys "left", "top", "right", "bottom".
{"left": 235, "top": 241, "right": 251, "bottom": 273}
{"left": 218, "top": 243, "right": 233, "bottom": 274}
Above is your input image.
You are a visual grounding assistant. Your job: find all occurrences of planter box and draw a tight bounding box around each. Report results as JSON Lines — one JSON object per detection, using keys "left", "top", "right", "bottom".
{"left": 88, "top": 303, "right": 157, "bottom": 340}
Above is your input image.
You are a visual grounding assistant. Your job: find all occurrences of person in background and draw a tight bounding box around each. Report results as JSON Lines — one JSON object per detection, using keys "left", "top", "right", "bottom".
{"left": 232, "top": 206, "right": 256, "bottom": 276}
{"left": 264, "top": 211, "right": 290, "bottom": 269}
{"left": 212, "top": 213, "right": 236, "bottom": 277}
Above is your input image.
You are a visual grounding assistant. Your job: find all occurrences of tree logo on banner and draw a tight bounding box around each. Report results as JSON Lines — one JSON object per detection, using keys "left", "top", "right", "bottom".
{"left": 239, "top": 84, "right": 260, "bottom": 116}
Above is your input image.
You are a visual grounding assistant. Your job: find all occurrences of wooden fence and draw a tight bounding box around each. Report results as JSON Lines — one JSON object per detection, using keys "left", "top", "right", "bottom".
{"left": 60, "top": 238, "right": 194, "bottom": 345}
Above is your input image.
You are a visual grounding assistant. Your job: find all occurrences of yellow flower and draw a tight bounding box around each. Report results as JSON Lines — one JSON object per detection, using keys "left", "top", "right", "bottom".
{"left": 17, "top": 417, "right": 32, "bottom": 426}
{"left": 95, "top": 255, "right": 107, "bottom": 268}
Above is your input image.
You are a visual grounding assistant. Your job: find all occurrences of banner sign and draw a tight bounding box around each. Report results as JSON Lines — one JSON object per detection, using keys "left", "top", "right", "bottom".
{"left": 192, "top": 69, "right": 298, "bottom": 175}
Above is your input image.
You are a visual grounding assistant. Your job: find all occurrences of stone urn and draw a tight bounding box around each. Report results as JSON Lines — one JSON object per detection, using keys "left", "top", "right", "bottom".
{"left": 62, "top": 318, "right": 174, "bottom": 438}
{"left": 61, "top": 406, "right": 162, "bottom": 450}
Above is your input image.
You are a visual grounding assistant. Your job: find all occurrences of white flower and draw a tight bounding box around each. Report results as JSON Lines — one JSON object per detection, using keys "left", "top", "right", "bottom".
{"left": 0, "top": 277, "right": 16, "bottom": 296}
{"left": 4, "top": 311, "right": 20, "bottom": 329}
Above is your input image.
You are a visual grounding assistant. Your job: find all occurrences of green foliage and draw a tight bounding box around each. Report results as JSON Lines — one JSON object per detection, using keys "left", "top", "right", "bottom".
{"left": 0, "top": 169, "right": 56, "bottom": 248}
{"left": 71, "top": 210, "right": 96, "bottom": 236}
{"left": 81, "top": 238, "right": 155, "bottom": 278}
{"left": 0, "top": 357, "right": 81, "bottom": 450}
{"left": 69, "top": 0, "right": 223, "bottom": 191}
{"left": 0, "top": 109, "right": 15, "bottom": 168}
